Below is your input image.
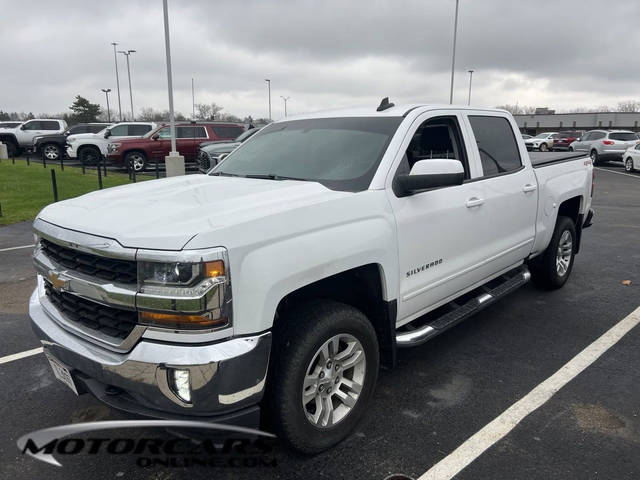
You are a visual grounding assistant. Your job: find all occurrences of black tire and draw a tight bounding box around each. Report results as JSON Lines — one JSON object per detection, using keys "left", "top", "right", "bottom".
{"left": 539, "top": 143, "right": 549, "bottom": 152}
{"left": 529, "top": 216, "right": 576, "bottom": 290}
{"left": 125, "top": 151, "right": 147, "bottom": 172}
{"left": 624, "top": 157, "right": 634, "bottom": 172}
{"left": 79, "top": 146, "right": 101, "bottom": 165}
{"left": 568, "top": 146, "right": 574, "bottom": 152}
{"left": 590, "top": 149, "right": 599, "bottom": 165}
{"left": 268, "top": 300, "right": 379, "bottom": 454}
{"left": 41, "top": 143, "right": 61, "bottom": 162}
{"left": 5, "top": 141, "right": 18, "bottom": 158}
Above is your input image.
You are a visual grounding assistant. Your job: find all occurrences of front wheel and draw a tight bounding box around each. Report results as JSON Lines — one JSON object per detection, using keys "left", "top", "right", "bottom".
{"left": 539, "top": 143, "right": 549, "bottom": 152}
{"left": 268, "top": 300, "right": 379, "bottom": 454}
{"left": 568, "top": 146, "right": 574, "bottom": 152}
{"left": 41, "top": 143, "right": 61, "bottom": 161}
{"left": 125, "top": 151, "right": 147, "bottom": 172}
{"left": 625, "top": 157, "right": 635, "bottom": 172}
{"left": 590, "top": 149, "right": 599, "bottom": 165}
{"left": 529, "top": 216, "right": 576, "bottom": 290}
{"left": 79, "top": 146, "right": 101, "bottom": 165}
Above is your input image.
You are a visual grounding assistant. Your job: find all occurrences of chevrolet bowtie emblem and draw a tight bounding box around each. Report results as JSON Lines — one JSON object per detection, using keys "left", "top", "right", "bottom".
{"left": 47, "top": 271, "right": 69, "bottom": 291}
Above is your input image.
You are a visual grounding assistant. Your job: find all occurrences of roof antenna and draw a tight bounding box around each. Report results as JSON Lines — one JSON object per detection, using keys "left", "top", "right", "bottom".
{"left": 376, "top": 97, "right": 395, "bottom": 112}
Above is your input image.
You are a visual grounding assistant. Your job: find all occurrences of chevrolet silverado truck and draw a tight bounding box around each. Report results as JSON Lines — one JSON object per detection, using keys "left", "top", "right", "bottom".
{"left": 29, "top": 102, "right": 594, "bottom": 454}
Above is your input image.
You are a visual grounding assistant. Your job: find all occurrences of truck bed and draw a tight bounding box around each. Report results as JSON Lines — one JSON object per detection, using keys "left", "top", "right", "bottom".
{"left": 529, "top": 151, "right": 586, "bottom": 168}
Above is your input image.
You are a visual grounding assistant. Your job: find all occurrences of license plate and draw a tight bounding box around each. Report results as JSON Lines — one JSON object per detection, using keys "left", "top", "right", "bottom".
{"left": 44, "top": 350, "right": 78, "bottom": 395}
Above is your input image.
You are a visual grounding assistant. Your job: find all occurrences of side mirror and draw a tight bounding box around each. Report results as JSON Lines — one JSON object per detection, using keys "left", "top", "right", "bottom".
{"left": 152, "top": 134, "right": 160, "bottom": 140}
{"left": 20, "top": 125, "right": 26, "bottom": 130}
{"left": 396, "top": 159, "right": 464, "bottom": 197}
{"left": 104, "top": 129, "right": 112, "bottom": 138}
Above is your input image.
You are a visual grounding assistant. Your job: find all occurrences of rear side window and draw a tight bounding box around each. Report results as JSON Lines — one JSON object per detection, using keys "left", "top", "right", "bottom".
{"left": 88, "top": 125, "right": 108, "bottom": 133}
{"left": 41, "top": 121, "right": 60, "bottom": 130}
{"left": 468, "top": 116, "right": 522, "bottom": 177}
{"left": 608, "top": 132, "right": 637, "bottom": 141}
{"left": 176, "top": 126, "right": 208, "bottom": 138}
{"left": 109, "top": 125, "right": 129, "bottom": 136}
{"left": 129, "top": 124, "right": 152, "bottom": 136}
{"left": 211, "top": 125, "right": 244, "bottom": 139}
{"left": 68, "top": 125, "right": 87, "bottom": 134}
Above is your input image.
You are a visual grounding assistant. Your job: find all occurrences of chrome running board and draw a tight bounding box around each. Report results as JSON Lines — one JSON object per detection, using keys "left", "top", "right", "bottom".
{"left": 396, "top": 266, "right": 531, "bottom": 348}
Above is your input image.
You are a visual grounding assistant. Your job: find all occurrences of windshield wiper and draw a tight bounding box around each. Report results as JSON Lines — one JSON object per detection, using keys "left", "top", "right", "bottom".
{"left": 244, "top": 174, "right": 310, "bottom": 181}
{"left": 210, "top": 172, "right": 244, "bottom": 177}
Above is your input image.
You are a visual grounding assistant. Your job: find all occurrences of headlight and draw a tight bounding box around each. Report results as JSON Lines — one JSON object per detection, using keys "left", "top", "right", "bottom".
{"left": 138, "top": 260, "right": 224, "bottom": 291}
{"left": 107, "top": 143, "right": 121, "bottom": 152}
{"left": 68, "top": 138, "right": 76, "bottom": 143}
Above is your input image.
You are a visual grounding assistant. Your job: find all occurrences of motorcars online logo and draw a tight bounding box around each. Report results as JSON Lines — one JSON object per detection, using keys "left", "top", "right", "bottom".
{"left": 17, "top": 420, "right": 277, "bottom": 468}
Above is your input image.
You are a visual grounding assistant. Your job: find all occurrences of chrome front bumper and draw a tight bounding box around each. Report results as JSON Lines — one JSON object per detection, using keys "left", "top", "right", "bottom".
{"left": 29, "top": 288, "right": 271, "bottom": 418}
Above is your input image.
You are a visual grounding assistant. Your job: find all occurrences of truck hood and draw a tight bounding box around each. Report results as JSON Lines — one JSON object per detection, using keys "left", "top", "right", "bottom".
{"left": 36, "top": 175, "right": 348, "bottom": 250}
{"left": 202, "top": 142, "right": 240, "bottom": 154}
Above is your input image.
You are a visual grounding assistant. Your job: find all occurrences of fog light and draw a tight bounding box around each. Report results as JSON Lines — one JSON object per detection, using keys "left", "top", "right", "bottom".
{"left": 169, "top": 369, "right": 191, "bottom": 403}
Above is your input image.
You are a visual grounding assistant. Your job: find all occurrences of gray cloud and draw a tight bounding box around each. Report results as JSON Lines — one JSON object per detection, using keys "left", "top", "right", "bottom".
{"left": 1, "top": 0, "right": 639, "bottom": 119}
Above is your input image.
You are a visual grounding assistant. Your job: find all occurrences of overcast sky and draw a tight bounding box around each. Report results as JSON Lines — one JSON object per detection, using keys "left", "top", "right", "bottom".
{"left": 2, "top": 0, "right": 640, "bottom": 120}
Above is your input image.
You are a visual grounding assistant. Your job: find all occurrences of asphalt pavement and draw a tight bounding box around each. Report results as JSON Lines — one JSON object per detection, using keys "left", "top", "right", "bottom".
{"left": 0, "top": 162, "right": 638, "bottom": 480}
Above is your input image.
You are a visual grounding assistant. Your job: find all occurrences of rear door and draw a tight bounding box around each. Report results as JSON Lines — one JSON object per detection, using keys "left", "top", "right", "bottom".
{"left": 573, "top": 132, "right": 591, "bottom": 152}
{"left": 176, "top": 126, "right": 209, "bottom": 160}
{"left": 462, "top": 113, "right": 538, "bottom": 273}
{"left": 149, "top": 126, "right": 172, "bottom": 159}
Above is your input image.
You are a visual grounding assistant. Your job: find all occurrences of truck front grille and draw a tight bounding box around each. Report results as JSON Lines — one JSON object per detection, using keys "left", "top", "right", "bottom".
{"left": 45, "top": 283, "right": 138, "bottom": 340}
{"left": 41, "top": 239, "right": 137, "bottom": 284}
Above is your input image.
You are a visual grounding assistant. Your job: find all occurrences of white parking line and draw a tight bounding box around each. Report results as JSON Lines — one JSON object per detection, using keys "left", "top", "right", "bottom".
{"left": 419, "top": 306, "right": 640, "bottom": 480}
{"left": 0, "top": 244, "right": 35, "bottom": 252}
{"left": 0, "top": 347, "right": 43, "bottom": 365}
{"left": 595, "top": 167, "right": 640, "bottom": 179}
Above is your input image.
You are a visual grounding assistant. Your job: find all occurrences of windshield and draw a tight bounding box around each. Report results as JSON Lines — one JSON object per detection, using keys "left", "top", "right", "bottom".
{"left": 534, "top": 133, "right": 549, "bottom": 139}
{"left": 211, "top": 117, "right": 403, "bottom": 192}
{"left": 235, "top": 127, "right": 260, "bottom": 142}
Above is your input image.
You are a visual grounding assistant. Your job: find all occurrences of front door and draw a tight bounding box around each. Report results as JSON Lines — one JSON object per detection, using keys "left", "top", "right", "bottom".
{"left": 387, "top": 112, "right": 488, "bottom": 324}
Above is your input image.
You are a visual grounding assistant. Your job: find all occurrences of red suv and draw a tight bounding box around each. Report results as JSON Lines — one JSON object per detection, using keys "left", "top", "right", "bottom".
{"left": 107, "top": 122, "right": 245, "bottom": 171}
{"left": 552, "top": 131, "right": 584, "bottom": 151}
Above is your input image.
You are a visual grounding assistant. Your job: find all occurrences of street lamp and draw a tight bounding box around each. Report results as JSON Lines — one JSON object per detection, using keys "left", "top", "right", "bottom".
{"left": 280, "top": 96, "right": 290, "bottom": 117}
{"left": 162, "top": 0, "right": 183, "bottom": 176}
{"left": 118, "top": 49, "right": 136, "bottom": 120}
{"left": 101, "top": 88, "right": 112, "bottom": 122}
{"left": 449, "top": 0, "right": 460, "bottom": 104}
{"left": 265, "top": 79, "right": 271, "bottom": 120}
{"left": 467, "top": 70, "right": 474, "bottom": 106}
{"left": 111, "top": 42, "right": 123, "bottom": 121}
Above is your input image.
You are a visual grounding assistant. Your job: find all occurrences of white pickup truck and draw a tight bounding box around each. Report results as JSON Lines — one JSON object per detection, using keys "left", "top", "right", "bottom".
{"left": 0, "top": 119, "right": 67, "bottom": 157}
{"left": 29, "top": 102, "right": 594, "bottom": 453}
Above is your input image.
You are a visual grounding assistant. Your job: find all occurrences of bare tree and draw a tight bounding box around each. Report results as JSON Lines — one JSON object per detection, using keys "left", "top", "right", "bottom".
{"left": 210, "top": 103, "right": 224, "bottom": 120}
{"left": 617, "top": 100, "right": 640, "bottom": 112}
{"left": 196, "top": 103, "right": 212, "bottom": 120}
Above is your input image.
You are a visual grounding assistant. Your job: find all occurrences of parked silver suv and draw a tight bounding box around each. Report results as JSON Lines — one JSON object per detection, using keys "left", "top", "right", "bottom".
{"left": 570, "top": 130, "right": 639, "bottom": 164}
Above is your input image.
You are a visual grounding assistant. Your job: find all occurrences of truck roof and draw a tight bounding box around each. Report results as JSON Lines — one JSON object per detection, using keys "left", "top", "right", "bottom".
{"left": 283, "top": 103, "right": 509, "bottom": 120}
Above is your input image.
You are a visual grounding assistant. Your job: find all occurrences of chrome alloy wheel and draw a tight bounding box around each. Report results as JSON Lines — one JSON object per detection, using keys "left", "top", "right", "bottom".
{"left": 302, "top": 334, "right": 366, "bottom": 428}
{"left": 556, "top": 230, "right": 573, "bottom": 276}
{"left": 43, "top": 145, "right": 60, "bottom": 160}
{"left": 129, "top": 153, "right": 145, "bottom": 171}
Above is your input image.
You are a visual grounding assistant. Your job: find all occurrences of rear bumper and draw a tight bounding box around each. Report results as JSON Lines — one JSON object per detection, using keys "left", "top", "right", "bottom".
{"left": 29, "top": 288, "right": 271, "bottom": 423}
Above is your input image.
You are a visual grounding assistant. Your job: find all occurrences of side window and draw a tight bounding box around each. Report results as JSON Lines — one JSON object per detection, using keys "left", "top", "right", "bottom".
{"left": 591, "top": 132, "right": 606, "bottom": 141}
{"left": 128, "top": 124, "right": 152, "bottom": 136}
{"left": 176, "top": 126, "right": 207, "bottom": 138}
{"left": 89, "top": 125, "right": 107, "bottom": 133}
{"left": 108, "top": 125, "right": 129, "bottom": 136}
{"left": 581, "top": 133, "right": 591, "bottom": 141}
{"left": 156, "top": 127, "right": 172, "bottom": 138}
{"left": 468, "top": 116, "right": 522, "bottom": 177}
{"left": 41, "top": 121, "right": 60, "bottom": 130}
{"left": 68, "top": 125, "right": 86, "bottom": 135}
{"left": 211, "top": 125, "right": 244, "bottom": 139}
{"left": 397, "top": 115, "right": 469, "bottom": 179}
{"left": 22, "top": 121, "right": 42, "bottom": 130}
{"left": 635, "top": 144, "right": 640, "bottom": 151}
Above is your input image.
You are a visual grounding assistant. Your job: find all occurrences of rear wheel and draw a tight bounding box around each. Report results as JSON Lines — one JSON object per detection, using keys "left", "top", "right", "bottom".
{"left": 590, "top": 149, "right": 599, "bottom": 165}
{"left": 268, "top": 300, "right": 379, "bottom": 454}
{"left": 539, "top": 143, "right": 549, "bottom": 152}
{"left": 625, "top": 157, "right": 634, "bottom": 172}
{"left": 5, "top": 141, "right": 18, "bottom": 158}
{"left": 41, "top": 143, "right": 61, "bottom": 162}
{"left": 529, "top": 216, "right": 576, "bottom": 290}
{"left": 568, "top": 146, "right": 574, "bottom": 152}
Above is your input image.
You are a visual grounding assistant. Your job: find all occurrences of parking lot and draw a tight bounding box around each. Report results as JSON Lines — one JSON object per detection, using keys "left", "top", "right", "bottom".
{"left": 0, "top": 161, "right": 638, "bottom": 480}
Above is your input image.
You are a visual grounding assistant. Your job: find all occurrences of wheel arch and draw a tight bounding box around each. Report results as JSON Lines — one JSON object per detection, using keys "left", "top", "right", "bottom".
{"left": 273, "top": 264, "right": 397, "bottom": 369}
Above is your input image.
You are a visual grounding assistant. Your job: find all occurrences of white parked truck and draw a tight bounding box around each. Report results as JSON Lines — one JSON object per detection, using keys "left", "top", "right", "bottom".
{"left": 0, "top": 119, "right": 67, "bottom": 157}
{"left": 29, "top": 102, "right": 594, "bottom": 453}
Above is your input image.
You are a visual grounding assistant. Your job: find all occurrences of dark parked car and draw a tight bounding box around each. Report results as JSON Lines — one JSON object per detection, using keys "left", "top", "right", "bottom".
{"left": 34, "top": 123, "right": 111, "bottom": 161}
{"left": 552, "top": 131, "right": 584, "bottom": 151}
{"left": 197, "top": 127, "right": 262, "bottom": 172}
{"left": 107, "top": 122, "right": 245, "bottom": 171}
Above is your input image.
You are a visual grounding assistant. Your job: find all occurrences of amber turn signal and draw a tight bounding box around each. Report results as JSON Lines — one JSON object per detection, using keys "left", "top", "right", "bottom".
{"left": 204, "top": 260, "right": 225, "bottom": 278}
{"left": 140, "top": 311, "right": 227, "bottom": 328}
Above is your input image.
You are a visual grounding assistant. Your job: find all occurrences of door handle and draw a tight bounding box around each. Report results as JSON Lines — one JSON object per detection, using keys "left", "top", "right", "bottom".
{"left": 465, "top": 197, "right": 484, "bottom": 208}
{"left": 523, "top": 184, "right": 537, "bottom": 193}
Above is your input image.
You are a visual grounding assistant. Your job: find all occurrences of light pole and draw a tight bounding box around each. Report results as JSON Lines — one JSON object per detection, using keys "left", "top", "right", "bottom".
{"left": 467, "top": 70, "right": 474, "bottom": 106}
{"left": 162, "top": 0, "right": 183, "bottom": 176}
{"left": 191, "top": 78, "right": 195, "bottom": 119}
{"left": 265, "top": 79, "right": 271, "bottom": 120}
{"left": 111, "top": 42, "right": 123, "bottom": 121}
{"left": 118, "top": 49, "right": 136, "bottom": 120}
{"left": 101, "top": 88, "right": 112, "bottom": 122}
{"left": 280, "top": 96, "right": 290, "bottom": 117}
{"left": 449, "top": 0, "right": 460, "bottom": 104}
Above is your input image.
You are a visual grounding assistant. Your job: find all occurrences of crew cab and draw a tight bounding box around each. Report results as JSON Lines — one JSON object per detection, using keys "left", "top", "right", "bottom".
{"left": 66, "top": 122, "right": 157, "bottom": 165}
{"left": 29, "top": 103, "right": 594, "bottom": 454}
{"left": 0, "top": 119, "right": 67, "bottom": 157}
{"left": 34, "top": 123, "right": 111, "bottom": 162}
{"left": 107, "top": 122, "right": 245, "bottom": 171}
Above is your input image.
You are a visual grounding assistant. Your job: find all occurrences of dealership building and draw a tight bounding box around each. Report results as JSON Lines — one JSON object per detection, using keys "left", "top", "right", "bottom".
{"left": 514, "top": 111, "right": 640, "bottom": 135}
